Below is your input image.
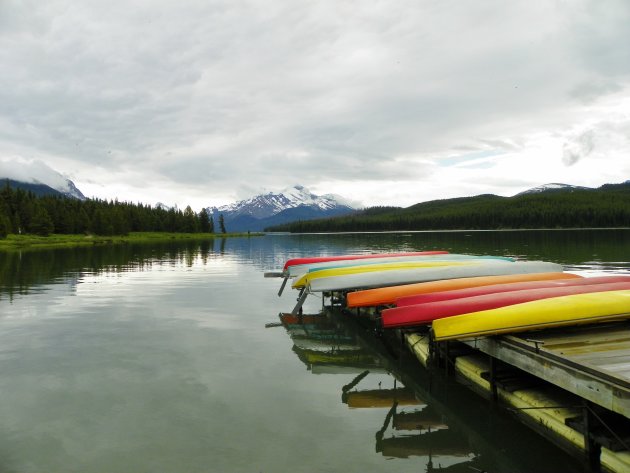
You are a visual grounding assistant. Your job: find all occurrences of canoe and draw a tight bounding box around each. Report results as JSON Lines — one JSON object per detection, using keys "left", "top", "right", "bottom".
{"left": 282, "top": 251, "right": 448, "bottom": 270}
{"left": 292, "top": 260, "right": 485, "bottom": 289}
{"left": 395, "top": 275, "right": 630, "bottom": 307}
{"left": 432, "top": 289, "right": 630, "bottom": 341}
{"left": 347, "top": 271, "right": 578, "bottom": 308}
{"left": 307, "top": 261, "right": 564, "bottom": 294}
{"left": 288, "top": 254, "right": 514, "bottom": 277}
{"left": 382, "top": 281, "right": 630, "bottom": 328}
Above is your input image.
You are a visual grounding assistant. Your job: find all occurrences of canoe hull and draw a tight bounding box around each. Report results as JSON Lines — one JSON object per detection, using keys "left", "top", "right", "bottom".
{"left": 282, "top": 251, "right": 448, "bottom": 270}
{"left": 432, "top": 290, "right": 630, "bottom": 341}
{"left": 293, "top": 260, "right": 483, "bottom": 289}
{"left": 382, "top": 281, "right": 630, "bottom": 328}
{"left": 395, "top": 275, "right": 630, "bottom": 307}
{"left": 288, "top": 254, "right": 513, "bottom": 277}
{"left": 347, "top": 272, "right": 578, "bottom": 308}
{"left": 309, "top": 261, "right": 564, "bottom": 293}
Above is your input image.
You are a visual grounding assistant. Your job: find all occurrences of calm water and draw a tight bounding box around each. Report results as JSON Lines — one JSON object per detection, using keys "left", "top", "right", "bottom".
{"left": 0, "top": 229, "right": 629, "bottom": 473}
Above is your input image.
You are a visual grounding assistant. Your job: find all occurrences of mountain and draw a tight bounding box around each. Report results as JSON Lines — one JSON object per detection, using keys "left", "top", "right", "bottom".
{"left": 515, "top": 183, "right": 593, "bottom": 195}
{"left": 1, "top": 177, "right": 86, "bottom": 200}
{"left": 207, "top": 185, "right": 356, "bottom": 232}
{"left": 267, "top": 180, "right": 630, "bottom": 232}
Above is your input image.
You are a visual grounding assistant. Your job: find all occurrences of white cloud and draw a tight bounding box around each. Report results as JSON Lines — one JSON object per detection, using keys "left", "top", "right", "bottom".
{"left": 0, "top": 0, "right": 629, "bottom": 210}
{"left": 0, "top": 157, "right": 72, "bottom": 192}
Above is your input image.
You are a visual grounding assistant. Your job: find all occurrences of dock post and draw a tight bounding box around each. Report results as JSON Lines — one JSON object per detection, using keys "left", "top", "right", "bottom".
{"left": 277, "top": 277, "right": 289, "bottom": 296}
{"left": 489, "top": 356, "right": 499, "bottom": 403}
{"left": 443, "top": 341, "right": 450, "bottom": 375}
{"left": 427, "top": 329, "right": 436, "bottom": 367}
{"left": 583, "top": 401, "right": 602, "bottom": 472}
{"left": 291, "top": 289, "right": 308, "bottom": 315}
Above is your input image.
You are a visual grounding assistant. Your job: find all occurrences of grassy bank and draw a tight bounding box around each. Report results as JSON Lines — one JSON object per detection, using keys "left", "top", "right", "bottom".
{"left": 0, "top": 232, "right": 262, "bottom": 251}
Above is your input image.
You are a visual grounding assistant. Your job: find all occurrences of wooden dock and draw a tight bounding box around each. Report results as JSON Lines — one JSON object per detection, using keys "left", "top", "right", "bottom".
{"left": 405, "top": 321, "right": 630, "bottom": 473}
{"left": 460, "top": 322, "right": 630, "bottom": 419}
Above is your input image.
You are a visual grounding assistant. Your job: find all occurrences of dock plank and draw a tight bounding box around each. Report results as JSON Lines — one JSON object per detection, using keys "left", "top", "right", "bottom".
{"left": 461, "top": 323, "right": 630, "bottom": 418}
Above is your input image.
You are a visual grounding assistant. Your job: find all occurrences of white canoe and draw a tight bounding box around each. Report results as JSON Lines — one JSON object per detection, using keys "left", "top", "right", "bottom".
{"left": 306, "top": 261, "right": 564, "bottom": 293}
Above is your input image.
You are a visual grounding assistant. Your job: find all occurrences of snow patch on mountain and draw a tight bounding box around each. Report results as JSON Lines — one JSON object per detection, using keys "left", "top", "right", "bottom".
{"left": 208, "top": 185, "right": 356, "bottom": 219}
{"left": 516, "top": 183, "right": 592, "bottom": 195}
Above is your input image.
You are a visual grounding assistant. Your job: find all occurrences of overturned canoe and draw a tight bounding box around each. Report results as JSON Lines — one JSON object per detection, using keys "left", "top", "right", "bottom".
{"left": 347, "top": 271, "right": 577, "bottom": 308}
{"left": 282, "top": 251, "right": 448, "bottom": 271}
{"left": 308, "top": 261, "right": 563, "bottom": 294}
{"left": 292, "top": 260, "right": 485, "bottom": 289}
{"left": 289, "top": 254, "right": 514, "bottom": 277}
{"left": 395, "top": 274, "right": 630, "bottom": 307}
{"left": 274, "top": 251, "right": 448, "bottom": 296}
{"left": 382, "top": 281, "right": 630, "bottom": 328}
{"left": 432, "top": 289, "right": 630, "bottom": 341}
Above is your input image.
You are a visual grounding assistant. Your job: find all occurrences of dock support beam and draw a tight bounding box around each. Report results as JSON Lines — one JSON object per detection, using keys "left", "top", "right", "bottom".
{"left": 490, "top": 357, "right": 499, "bottom": 402}
{"left": 277, "top": 277, "right": 288, "bottom": 296}
{"left": 583, "top": 401, "right": 602, "bottom": 472}
{"left": 291, "top": 289, "right": 308, "bottom": 315}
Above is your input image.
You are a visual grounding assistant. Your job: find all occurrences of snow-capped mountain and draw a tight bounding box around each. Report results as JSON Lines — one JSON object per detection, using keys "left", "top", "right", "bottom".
{"left": 207, "top": 185, "right": 356, "bottom": 232}
{"left": 516, "top": 183, "right": 592, "bottom": 196}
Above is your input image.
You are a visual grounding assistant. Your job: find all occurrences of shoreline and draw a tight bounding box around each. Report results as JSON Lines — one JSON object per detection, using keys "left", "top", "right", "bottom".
{"left": 0, "top": 232, "right": 263, "bottom": 251}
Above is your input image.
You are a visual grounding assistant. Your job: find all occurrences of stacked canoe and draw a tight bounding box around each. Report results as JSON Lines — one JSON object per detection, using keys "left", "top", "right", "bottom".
{"left": 274, "top": 250, "right": 630, "bottom": 341}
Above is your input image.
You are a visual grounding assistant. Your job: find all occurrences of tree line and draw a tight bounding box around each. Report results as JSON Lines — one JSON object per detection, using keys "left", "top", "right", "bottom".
{"left": 267, "top": 183, "right": 630, "bottom": 232}
{"left": 0, "top": 182, "right": 228, "bottom": 237}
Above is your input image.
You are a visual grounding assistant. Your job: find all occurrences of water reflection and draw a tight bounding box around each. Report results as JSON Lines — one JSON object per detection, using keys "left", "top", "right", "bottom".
{"left": 2, "top": 229, "right": 628, "bottom": 301}
{"left": 0, "top": 239, "right": 232, "bottom": 301}
{"left": 276, "top": 308, "right": 585, "bottom": 473}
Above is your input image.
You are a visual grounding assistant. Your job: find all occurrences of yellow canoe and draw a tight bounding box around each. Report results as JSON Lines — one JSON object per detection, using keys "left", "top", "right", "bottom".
{"left": 291, "top": 260, "right": 480, "bottom": 289}
{"left": 432, "top": 289, "right": 630, "bottom": 341}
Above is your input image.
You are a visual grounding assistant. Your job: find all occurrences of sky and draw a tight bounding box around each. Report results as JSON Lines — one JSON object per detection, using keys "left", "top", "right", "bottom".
{"left": 1, "top": 0, "right": 629, "bottom": 211}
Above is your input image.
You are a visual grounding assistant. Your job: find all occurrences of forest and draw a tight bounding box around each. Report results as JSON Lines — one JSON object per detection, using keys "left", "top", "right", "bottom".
{"left": 267, "top": 182, "right": 630, "bottom": 232}
{"left": 0, "top": 182, "right": 225, "bottom": 237}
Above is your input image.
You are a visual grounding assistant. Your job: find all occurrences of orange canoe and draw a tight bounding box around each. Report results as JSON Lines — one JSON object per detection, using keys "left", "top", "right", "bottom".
{"left": 346, "top": 272, "right": 581, "bottom": 308}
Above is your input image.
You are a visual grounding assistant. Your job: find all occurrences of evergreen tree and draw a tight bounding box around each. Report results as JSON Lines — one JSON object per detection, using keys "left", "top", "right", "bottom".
{"left": 219, "top": 214, "right": 226, "bottom": 234}
{"left": 198, "top": 208, "right": 211, "bottom": 233}
{"left": 29, "top": 203, "right": 54, "bottom": 236}
{"left": 209, "top": 215, "right": 214, "bottom": 233}
{"left": 0, "top": 213, "right": 10, "bottom": 238}
{"left": 183, "top": 205, "right": 197, "bottom": 233}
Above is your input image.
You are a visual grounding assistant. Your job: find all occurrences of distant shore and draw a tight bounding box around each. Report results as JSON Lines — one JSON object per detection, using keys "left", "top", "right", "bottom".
{"left": 0, "top": 232, "right": 263, "bottom": 251}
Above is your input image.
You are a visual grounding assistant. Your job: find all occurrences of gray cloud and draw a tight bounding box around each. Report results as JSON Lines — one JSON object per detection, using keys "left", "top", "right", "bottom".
{"left": 1, "top": 0, "right": 629, "bottom": 207}
{"left": 563, "top": 130, "right": 595, "bottom": 166}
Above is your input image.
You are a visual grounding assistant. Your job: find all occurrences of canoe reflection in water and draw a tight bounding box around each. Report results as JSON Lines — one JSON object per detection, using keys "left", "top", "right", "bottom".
{"left": 272, "top": 308, "right": 584, "bottom": 473}
{"left": 341, "top": 371, "right": 473, "bottom": 467}
{"left": 276, "top": 310, "right": 476, "bottom": 470}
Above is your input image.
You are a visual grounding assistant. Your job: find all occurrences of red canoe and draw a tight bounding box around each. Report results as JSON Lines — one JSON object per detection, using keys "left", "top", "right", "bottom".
{"left": 395, "top": 275, "right": 630, "bottom": 307}
{"left": 282, "top": 251, "right": 448, "bottom": 270}
{"left": 381, "top": 281, "right": 630, "bottom": 328}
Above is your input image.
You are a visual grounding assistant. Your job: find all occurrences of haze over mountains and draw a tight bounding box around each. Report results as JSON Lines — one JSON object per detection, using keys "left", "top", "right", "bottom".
{"left": 0, "top": 160, "right": 85, "bottom": 200}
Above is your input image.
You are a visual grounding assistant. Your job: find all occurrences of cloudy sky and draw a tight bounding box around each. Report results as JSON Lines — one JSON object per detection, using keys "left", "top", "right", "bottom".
{"left": 1, "top": 0, "right": 629, "bottom": 210}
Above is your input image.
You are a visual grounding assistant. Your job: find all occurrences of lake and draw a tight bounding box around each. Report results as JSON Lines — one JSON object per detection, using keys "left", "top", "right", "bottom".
{"left": 0, "top": 229, "right": 628, "bottom": 472}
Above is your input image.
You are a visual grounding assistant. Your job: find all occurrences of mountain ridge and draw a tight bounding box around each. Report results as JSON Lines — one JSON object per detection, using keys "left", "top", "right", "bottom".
{"left": 267, "top": 180, "right": 630, "bottom": 232}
